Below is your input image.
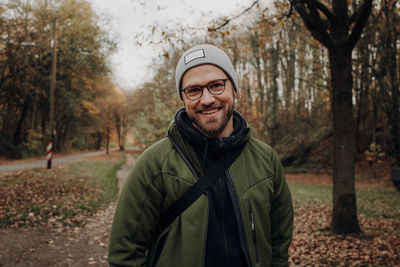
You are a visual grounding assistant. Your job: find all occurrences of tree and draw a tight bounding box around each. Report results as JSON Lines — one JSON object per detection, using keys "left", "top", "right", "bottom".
{"left": 205, "top": 0, "right": 373, "bottom": 233}
{"left": 291, "top": 0, "right": 373, "bottom": 233}
{"left": 110, "top": 86, "right": 128, "bottom": 151}
{"left": 373, "top": 0, "right": 400, "bottom": 165}
{"left": 0, "top": 0, "right": 117, "bottom": 158}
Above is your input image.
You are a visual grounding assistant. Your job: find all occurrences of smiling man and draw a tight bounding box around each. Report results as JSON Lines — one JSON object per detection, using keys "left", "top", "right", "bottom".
{"left": 181, "top": 64, "right": 235, "bottom": 138}
{"left": 109, "top": 44, "right": 294, "bottom": 267}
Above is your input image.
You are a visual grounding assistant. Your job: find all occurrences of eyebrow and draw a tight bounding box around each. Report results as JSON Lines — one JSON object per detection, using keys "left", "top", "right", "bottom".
{"left": 182, "top": 78, "right": 228, "bottom": 89}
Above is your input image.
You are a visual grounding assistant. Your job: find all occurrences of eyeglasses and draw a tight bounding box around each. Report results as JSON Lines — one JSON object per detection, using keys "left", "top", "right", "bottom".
{"left": 181, "top": 78, "right": 229, "bottom": 101}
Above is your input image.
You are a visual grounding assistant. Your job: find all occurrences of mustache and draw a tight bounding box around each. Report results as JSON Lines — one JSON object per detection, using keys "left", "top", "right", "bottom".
{"left": 194, "top": 103, "right": 223, "bottom": 112}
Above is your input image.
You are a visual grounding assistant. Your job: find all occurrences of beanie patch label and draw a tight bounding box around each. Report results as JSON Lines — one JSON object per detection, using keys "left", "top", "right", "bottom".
{"left": 184, "top": 49, "right": 205, "bottom": 64}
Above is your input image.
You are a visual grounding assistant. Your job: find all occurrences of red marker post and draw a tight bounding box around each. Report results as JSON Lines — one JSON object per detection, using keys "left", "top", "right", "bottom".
{"left": 47, "top": 142, "right": 53, "bottom": 169}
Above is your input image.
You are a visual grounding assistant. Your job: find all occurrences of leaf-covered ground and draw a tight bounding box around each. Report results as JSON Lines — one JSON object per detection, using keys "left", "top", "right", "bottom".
{"left": 288, "top": 174, "right": 400, "bottom": 266}
{"left": 0, "top": 157, "right": 399, "bottom": 266}
{"left": 0, "top": 152, "right": 130, "bottom": 267}
{"left": 0, "top": 153, "right": 124, "bottom": 228}
{"left": 290, "top": 204, "right": 399, "bottom": 266}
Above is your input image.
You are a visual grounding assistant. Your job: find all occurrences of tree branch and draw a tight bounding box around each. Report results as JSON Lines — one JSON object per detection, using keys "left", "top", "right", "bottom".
{"left": 208, "top": 0, "right": 259, "bottom": 31}
{"left": 347, "top": 0, "right": 373, "bottom": 50}
{"left": 293, "top": 0, "right": 333, "bottom": 47}
{"left": 314, "top": 0, "right": 335, "bottom": 22}
{"left": 278, "top": 0, "right": 295, "bottom": 20}
{"left": 306, "top": 0, "right": 328, "bottom": 29}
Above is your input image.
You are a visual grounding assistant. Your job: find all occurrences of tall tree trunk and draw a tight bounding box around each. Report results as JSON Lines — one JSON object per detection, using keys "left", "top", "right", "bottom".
{"left": 13, "top": 96, "right": 31, "bottom": 146}
{"left": 355, "top": 40, "right": 370, "bottom": 152}
{"left": 387, "top": 8, "right": 400, "bottom": 165}
{"left": 329, "top": 47, "right": 361, "bottom": 233}
{"left": 250, "top": 31, "right": 264, "bottom": 116}
{"left": 269, "top": 43, "right": 280, "bottom": 146}
{"left": 283, "top": 26, "right": 296, "bottom": 124}
{"left": 390, "top": 70, "right": 400, "bottom": 165}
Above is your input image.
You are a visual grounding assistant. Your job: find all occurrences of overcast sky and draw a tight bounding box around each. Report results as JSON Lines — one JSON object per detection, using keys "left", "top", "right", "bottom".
{"left": 89, "top": 0, "right": 258, "bottom": 90}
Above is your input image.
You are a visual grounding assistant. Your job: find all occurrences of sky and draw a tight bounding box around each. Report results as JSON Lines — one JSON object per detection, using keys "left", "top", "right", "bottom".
{"left": 88, "top": 0, "right": 259, "bottom": 90}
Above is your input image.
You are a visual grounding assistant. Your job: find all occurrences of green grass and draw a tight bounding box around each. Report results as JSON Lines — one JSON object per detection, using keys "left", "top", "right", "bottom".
{"left": 357, "top": 186, "right": 400, "bottom": 217}
{"left": 289, "top": 182, "right": 400, "bottom": 218}
{"left": 289, "top": 182, "right": 332, "bottom": 206}
{"left": 68, "top": 155, "right": 126, "bottom": 206}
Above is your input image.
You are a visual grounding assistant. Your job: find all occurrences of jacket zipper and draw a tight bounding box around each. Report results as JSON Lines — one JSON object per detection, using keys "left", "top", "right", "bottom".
{"left": 226, "top": 170, "right": 253, "bottom": 267}
{"left": 220, "top": 177, "right": 230, "bottom": 265}
{"left": 247, "top": 200, "right": 259, "bottom": 263}
{"left": 202, "top": 192, "right": 210, "bottom": 267}
{"left": 169, "top": 133, "right": 208, "bottom": 267}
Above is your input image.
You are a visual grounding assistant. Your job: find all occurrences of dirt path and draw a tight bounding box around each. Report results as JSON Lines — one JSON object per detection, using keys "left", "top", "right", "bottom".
{"left": 0, "top": 153, "right": 135, "bottom": 267}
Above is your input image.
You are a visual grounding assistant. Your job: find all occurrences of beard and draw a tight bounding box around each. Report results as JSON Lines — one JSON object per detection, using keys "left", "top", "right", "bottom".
{"left": 188, "top": 102, "right": 234, "bottom": 138}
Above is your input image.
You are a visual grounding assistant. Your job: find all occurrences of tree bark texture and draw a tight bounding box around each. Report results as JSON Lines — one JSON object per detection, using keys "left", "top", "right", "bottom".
{"left": 329, "top": 48, "right": 361, "bottom": 233}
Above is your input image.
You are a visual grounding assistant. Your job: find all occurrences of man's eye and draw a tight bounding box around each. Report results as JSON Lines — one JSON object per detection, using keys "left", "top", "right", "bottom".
{"left": 210, "top": 82, "right": 224, "bottom": 89}
{"left": 187, "top": 87, "right": 201, "bottom": 94}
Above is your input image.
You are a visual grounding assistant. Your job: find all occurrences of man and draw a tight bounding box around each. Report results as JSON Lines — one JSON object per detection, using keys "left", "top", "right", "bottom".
{"left": 109, "top": 44, "right": 293, "bottom": 267}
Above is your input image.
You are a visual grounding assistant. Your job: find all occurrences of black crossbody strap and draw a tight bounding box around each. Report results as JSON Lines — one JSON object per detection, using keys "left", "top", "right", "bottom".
{"left": 158, "top": 143, "right": 245, "bottom": 231}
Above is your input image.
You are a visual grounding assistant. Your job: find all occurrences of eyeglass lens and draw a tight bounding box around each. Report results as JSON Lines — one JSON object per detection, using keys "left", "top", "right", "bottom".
{"left": 183, "top": 79, "right": 228, "bottom": 100}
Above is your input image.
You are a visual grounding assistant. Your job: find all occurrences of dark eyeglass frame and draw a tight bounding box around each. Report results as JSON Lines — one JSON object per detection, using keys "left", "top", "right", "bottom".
{"left": 181, "top": 78, "right": 229, "bottom": 101}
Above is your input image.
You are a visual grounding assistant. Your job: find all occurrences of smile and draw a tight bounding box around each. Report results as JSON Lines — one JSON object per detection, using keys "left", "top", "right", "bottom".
{"left": 201, "top": 108, "right": 219, "bottom": 114}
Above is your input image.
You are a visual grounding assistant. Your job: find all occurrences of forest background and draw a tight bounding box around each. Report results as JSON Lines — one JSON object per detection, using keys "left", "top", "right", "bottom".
{"left": 1, "top": 0, "right": 399, "bottom": 172}
{"left": 1, "top": 1, "right": 399, "bottom": 263}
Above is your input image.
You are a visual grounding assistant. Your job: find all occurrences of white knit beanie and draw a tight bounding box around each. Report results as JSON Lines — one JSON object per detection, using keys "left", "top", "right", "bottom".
{"left": 175, "top": 44, "right": 238, "bottom": 99}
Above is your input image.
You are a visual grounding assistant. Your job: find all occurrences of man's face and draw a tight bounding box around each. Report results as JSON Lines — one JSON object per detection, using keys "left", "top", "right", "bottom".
{"left": 181, "top": 64, "right": 236, "bottom": 138}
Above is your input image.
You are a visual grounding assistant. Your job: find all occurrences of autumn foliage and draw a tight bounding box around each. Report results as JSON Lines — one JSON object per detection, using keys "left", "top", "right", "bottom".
{"left": 128, "top": 1, "right": 400, "bottom": 170}
{"left": 0, "top": 0, "right": 126, "bottom": 159}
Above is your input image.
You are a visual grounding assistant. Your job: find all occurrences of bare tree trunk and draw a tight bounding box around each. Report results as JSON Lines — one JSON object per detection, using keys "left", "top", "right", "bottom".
{"left": 329, "top": 48, "right": 361, "bottom": 233}
{"left": 386, "top": 7, "right": 400, "bottom": 165}
{"left": 269, "top": 42, "right": 280, "bottom": 146}
{"left": 13, "top": 96, "right": 31, "bottom": 146}
{"left": 250, "top": 31, "right": 264, "bottom": 116}
{"left": 281, "top": 26, "right": 296, "bottom": 124}
{"left": 355, "top": 39, "right": 371, "bottom": 153}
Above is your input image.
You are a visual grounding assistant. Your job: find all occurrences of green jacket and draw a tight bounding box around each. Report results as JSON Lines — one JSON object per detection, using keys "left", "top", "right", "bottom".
{"left": 109, "top": 122, "right": 293, "bottom": 267}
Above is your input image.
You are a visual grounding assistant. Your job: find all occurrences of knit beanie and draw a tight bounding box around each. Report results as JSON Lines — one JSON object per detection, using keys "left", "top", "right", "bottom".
{"left": 175, "top": 44, "right": 238, "bottom": 99}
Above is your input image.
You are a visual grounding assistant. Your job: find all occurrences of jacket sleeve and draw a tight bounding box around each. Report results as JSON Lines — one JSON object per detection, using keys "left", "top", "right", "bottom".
{"left": 269, "top": 151, "right": 294, "bottom": 267}
{"left": 108, "top": 150, "right": 164, "bottom": 267}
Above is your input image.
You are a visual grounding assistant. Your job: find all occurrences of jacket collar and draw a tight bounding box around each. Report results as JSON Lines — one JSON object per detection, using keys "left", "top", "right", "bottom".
{"left": 173, "top": 108, "right": 250, "bottom": 151}
{"left": 167, "top": 108, "right": 251, "bottom": 176}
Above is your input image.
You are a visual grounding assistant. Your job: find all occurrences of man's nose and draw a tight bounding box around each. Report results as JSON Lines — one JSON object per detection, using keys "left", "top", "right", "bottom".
{"left": 200, "top": 88, "right": 215, "bottom": 104}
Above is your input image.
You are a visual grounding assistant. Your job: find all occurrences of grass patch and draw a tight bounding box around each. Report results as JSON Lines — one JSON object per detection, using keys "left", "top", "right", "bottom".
{"left": 288, "top": 180, "right": 400, "bottom": 218}
{"left": 68, "top": 157, "right": 124, "bottom": 206}
{"left": 0, "top": 152, "right": 126, "bottom": 228}
{"left": 357, "top": 186, "right": 400, "bottom": 218}
{"left": 289, "top": 182, "right": 332, "bottom": 207}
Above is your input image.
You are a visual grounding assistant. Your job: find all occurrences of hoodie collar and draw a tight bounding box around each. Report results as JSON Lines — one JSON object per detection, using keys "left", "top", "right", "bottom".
{"left": 173, "top": 108, "right": 250, "bottom": 152}
{"left": 167, "top": 108, "right": 251, "bottom": 176}
{"left": 167, "top": 108, "right": 250, "bottom": 174}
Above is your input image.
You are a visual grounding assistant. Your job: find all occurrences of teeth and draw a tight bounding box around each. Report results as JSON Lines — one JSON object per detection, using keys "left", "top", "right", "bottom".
{"left": 202, "top": 109, "right": 218, "bottom": 114}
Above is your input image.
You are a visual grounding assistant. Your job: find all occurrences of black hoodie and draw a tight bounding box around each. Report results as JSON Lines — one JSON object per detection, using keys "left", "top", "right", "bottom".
{"left": 175, "top": 108, "right": 250, "bottom": 267}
